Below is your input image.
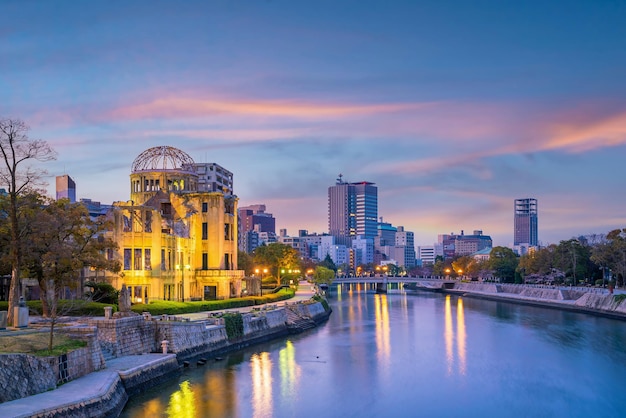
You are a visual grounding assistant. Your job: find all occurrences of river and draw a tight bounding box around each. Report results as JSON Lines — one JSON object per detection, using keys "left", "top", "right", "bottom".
{"left": 121, "top": 284, "right": 626, "bottom": 417}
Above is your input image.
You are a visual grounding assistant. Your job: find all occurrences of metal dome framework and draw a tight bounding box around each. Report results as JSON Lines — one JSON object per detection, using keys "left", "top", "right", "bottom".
{"left": 131, "top": 146, "right": 195, "bottom": 173}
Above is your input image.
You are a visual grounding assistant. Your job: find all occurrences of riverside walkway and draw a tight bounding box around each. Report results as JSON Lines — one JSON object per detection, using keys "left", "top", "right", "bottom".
{"left": 0, "top": 281, "right": 318, "bottom": 417}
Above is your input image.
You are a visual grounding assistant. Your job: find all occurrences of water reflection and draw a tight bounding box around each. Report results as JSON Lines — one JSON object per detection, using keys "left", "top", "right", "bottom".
{"left": 166, "top": 381, "right": 196, "bottom": 418}
{"left": 457, "top": 298, "right": 466, "bottom": 375}
{"left": 250, "top": 352, "right": 272, "bottom": 418}
{"left": 279, "top": 340, "right": 301, "bottom": 400}
{"left": 374, "top": 294, "right": 391, "bottom": 370}
{"left": 443, "top": 295, "right": 467, "bottom": 376}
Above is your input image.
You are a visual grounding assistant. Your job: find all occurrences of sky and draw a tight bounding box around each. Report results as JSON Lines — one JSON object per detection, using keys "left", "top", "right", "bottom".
{"left": 1, "top": 0, "right": 625, "bottom": 248}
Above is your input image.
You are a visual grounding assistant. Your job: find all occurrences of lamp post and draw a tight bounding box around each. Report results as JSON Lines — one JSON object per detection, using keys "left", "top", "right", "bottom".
{"left": 255, "top": 267, "right": 268, "bottom": 296}
{"left": 445, "top": 268, "right": 451, "bottom": 280}
{"left": 457, "top": 269, "right": 463, "bottom": 281}
{"left": 176, "top": 263, "right": 190, "bottom": 302}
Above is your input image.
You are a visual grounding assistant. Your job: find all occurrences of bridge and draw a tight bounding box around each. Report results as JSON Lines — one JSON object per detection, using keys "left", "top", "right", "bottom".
{"left": 329, "top": 277, "right": 455, "bottom": 293}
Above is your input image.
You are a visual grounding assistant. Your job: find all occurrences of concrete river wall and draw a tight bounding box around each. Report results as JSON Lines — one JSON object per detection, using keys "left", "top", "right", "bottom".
{"left": 0, "top": 300, "right": 331, "bottom": 417}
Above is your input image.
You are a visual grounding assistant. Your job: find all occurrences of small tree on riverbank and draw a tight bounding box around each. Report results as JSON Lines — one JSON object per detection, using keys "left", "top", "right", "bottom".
{"left": 0, "top": 118, "right": 56, "bottom": 326}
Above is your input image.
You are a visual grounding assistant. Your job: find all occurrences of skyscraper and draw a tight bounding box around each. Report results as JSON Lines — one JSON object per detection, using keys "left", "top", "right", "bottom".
{"left": 56, "top": 174, "right": 76, "bottom": 202}
{"left": 514, "top": 198, "right": 538, "bottom": 246}
{"left": 328, "top": 175, "right": 377, "bottom": 244}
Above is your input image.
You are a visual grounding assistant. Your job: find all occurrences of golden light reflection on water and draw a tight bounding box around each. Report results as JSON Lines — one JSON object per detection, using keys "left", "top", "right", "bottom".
{"left": 444, "top": 295, "right": 467, "bottom": 376}
{"left": 374, "top": 294, "right": 390, "bottom": 367}
{"left": 444, "top": 295, "right": 454, "bottom": 375}
{"left": 279, "top": 340, "right": 301, "bottom": 399}
{"left": 251, "top": 352, "right": 273, "bottom": 418}
{"left": 457, "top": 298, "right": 467, "bottom": 375}
{"left": 166, "top": 380, "right": 196, "bottom": 418}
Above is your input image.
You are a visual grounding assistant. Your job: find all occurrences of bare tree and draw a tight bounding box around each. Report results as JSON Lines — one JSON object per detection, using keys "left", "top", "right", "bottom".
{"left": 0, "top": 118, "right": 56, "bottom": 326}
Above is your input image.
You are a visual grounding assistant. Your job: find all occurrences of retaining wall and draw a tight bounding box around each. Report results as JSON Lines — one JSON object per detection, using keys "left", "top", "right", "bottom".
{"left": 89, "top": 316, "right": 157, "bottom": 357}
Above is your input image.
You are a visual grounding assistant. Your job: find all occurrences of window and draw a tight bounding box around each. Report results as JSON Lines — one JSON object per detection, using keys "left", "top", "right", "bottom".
{"left": 224, "top": 224, "right": 231, "bottom": 240}
{"left": 202, "top": 202, "right": 208, "bottom": 213}
{"left": 224, "top": 254, "right": 230, "bottom": 270}
{"left": 202, "top": 253, "right": 208, "bottom": 270}
{"left": 202, "top": 222, "right": 208, "bottom": 240}
{"left": 161, "top": 249, "right": 166, "bottom": 271}
{"left": 134, "top": 248, "right": 142, "bottom": 270}
{"left": 145, "top": 211, "right": 152, "bottom": 233}
{"left": 124, "top": 249, "right": 131, "bottom": 270}
{"left": 145, "top": 249, "right": 151, "bottom": 270}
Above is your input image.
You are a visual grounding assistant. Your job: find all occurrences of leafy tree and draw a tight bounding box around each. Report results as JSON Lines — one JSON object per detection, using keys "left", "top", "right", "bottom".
{"left": 312, "top": 266, "right": 335, "bottom": 285}
{"left": 0, "top": 118, "right": 56, "bottom": 325}
{"left": 319, "top": 253, "right": 337, "bottom": 272}
{"left": 489, "top": 246, "right": 519, "bottom": 283}
{"left": 237, "top": 250, "right": 253, "bottom": 276}
{"left": 592, "top": 228, "right": 626, "bottom": 286}
{"left": 253, "top": 243, "right": 301, "bottom": 287}
{"left": 24, "top": 198, "right": 119, "bottom": 350}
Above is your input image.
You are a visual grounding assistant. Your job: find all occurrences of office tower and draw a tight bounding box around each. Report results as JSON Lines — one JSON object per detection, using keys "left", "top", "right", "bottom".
{"left": 56, "top": 174, "right": 76, "bottom": 202}
{"left": 238, "top": 204, "right": 276, "bottom": 253}
{"left": 328, "top": 175, "right": 378, "bottom": 244}
{"left": 514, "top": 198, "right": 538, "bottom": 246}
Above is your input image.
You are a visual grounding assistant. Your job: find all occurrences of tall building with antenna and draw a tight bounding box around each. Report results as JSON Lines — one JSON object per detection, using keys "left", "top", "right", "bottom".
{"left": 514, "top": 198, "right": 538, "bottom": 247}
{"left": 56, "top": 174, "right": 76, "bottom": 202}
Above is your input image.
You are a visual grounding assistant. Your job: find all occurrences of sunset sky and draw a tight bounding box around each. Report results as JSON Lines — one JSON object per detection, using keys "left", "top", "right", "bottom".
{"left": 2, "top": 0, "right": 625, "bottom": 247}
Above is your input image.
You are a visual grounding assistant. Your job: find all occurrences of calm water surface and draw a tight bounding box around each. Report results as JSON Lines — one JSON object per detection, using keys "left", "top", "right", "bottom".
{"left": 121, "top": 285, "right": 626, "bottom": 418}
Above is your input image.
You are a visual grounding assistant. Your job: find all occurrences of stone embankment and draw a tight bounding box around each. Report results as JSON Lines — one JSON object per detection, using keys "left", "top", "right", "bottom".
{"left": 412, "top": 281, "right": 626, "bottom": 319}
{"left": 0, "top": 298, "right": 331, "bottom": 417}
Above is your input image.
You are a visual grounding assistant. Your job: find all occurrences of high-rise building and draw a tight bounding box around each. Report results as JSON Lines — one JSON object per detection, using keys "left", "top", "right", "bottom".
{"left": 56, "top": 174, "right": 76, "bottom": 202}
{"left": 238, "top": 204, "right": 276, "bottom": 253}
{"left": 328, "top": 175, "right": 378, "bottom": 244}
{"left": 514, "top": 198, "right": 538, "bottom": 246}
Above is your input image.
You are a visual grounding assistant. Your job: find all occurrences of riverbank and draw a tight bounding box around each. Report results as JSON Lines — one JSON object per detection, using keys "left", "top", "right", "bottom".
{"left": 0, "top": 282, "right": 331, "bottom": 417}
{"left": 408, "top": 281, "right": 626, "bottom": 320}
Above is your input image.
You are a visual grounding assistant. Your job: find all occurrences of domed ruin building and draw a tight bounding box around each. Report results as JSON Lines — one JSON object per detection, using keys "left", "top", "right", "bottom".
{"left": 106, "top": 146, "right": 243, "bottom": 302}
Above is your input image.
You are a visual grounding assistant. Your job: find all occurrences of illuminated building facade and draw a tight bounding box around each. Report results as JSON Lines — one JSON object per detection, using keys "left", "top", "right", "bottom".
{"left": 106, "top": 146, "right": 244, "bottom": 302}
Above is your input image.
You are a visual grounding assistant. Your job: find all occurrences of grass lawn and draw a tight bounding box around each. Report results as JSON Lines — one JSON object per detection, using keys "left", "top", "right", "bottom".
{"left": 0, "top": 330, "right": 86, "bottom": 356}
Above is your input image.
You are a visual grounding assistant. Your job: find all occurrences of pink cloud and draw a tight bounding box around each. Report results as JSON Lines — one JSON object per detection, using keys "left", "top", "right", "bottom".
{"left": 108, "top": 96, "right": 431, "bottom": 121}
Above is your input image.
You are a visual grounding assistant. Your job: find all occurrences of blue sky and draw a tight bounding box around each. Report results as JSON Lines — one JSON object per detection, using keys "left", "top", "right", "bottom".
{"left": 1, "top": 0, "right": 625, "bottom": 247}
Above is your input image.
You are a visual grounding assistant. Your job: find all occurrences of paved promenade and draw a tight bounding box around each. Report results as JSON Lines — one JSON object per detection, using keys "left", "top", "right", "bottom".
{"left": 0, "top": 281, "right": 317, "bottom": 417}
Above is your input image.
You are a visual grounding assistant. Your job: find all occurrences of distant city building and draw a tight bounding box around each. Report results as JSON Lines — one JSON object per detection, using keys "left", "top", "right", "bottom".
{"left": 514, "top": 198, "right": 538, "bottom": 246}
{"left": 455, "top": 230, "right": 492, "bottom": 256}
{"left": 438, "top": 230, "right": 492, "bottom": 258}
{"left": 238, "top": 204, "right": 276, "bottom": 253}
{"left": 417, "top": 245, "right": 443, "bottom": 265}
{"left": 328, "top": 175, "right": 378, "bottom": 245}
{"left": 352, "top": 236, "right": 374, "bottom": 265}
{"left": 395, "top": 226, "right": 416, "bottom": 268}
{"left": 318, "top": 235, "right": 349, "bottom": 266}
{"left": 56, "top": 174, "right": 76, "bottom": 202}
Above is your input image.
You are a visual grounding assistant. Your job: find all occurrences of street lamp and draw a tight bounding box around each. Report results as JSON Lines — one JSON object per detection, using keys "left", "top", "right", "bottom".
{"left": 445, "top": 268, "right": 451, "bottom": 279}
{"left": 457, "top": 269, "right": 463, "bottom": 280}
{"left": 176, "top": 263, "right": 190, "bottom": 302}
{"left": 255, "top": 267, "right": 268, "bottom": 295}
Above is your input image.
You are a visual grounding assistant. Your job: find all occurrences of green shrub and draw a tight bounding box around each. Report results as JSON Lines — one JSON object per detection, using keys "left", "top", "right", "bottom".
{"left": 0, "top": 300, "right": 116, "bottom": 316}
{"left": 223, "top": 312, "right": 243, "bottom": 340}
{"left": 85, "top": 281, "right": 119, "bottom": 305}
{"left": 614, "top": 294, "right": 626, "bottom": 304}
{"left": 130, "top": 288, "right": 296, "bottom": 315}
{"left": 312, "top": 294, "right": 330, "bottom": 312}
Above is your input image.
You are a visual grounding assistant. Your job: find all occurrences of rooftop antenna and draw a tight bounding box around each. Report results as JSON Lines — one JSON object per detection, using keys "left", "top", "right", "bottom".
{"left": 337, "top": 173, "right": 343, "bottom": 184}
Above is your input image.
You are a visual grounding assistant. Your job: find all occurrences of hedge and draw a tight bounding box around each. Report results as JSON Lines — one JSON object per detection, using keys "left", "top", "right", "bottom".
{"left": 0, "top": 300, "right": 117, "bottom": 316}
{"left": 130, "top": 288, "right": 295, "bottom": 315}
